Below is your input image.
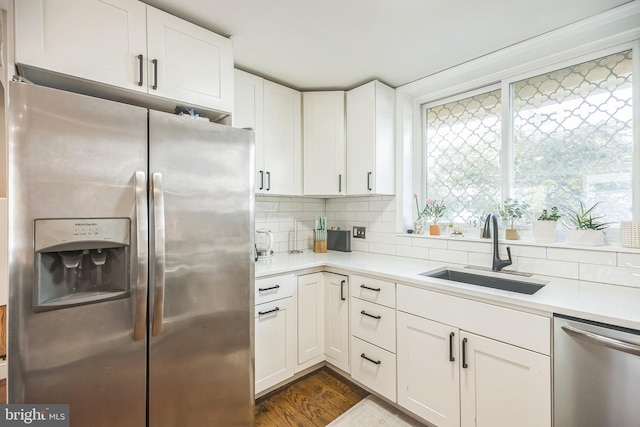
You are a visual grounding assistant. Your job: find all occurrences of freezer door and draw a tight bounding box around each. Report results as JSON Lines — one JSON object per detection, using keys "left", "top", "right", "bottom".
{"left": 7, "top": 82, "right": 148, "bottom": 426}
{"left": 148, "top": 110, "right": 255, "bottom": 426}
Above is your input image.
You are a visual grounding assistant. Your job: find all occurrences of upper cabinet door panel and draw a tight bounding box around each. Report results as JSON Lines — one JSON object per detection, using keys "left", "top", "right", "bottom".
{"left": 15, "top": 0, "right": 147, "bottom": 92}
{"left": 146, "top": 6, "right": 233, "bottom": 112}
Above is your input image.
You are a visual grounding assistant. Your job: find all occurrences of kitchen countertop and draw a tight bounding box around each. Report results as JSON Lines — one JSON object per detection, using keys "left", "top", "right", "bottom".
{"left": 256, "top": 251, "right": 640, "bottom": 331}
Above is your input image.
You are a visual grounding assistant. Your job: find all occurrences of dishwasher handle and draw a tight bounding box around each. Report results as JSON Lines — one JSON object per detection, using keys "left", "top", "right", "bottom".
{"left": 562, "top": 325, "right": 640, "bottom": 357}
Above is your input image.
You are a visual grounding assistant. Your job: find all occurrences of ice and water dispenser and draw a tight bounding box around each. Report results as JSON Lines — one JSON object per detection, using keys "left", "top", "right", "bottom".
{"left": 34, "top": 218, "right": 130, "bottom": 311}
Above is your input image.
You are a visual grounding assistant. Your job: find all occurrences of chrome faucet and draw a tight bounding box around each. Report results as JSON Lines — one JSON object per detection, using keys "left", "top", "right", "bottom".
{"left": 482, "top": 213, "right": 512, "bottom": 272}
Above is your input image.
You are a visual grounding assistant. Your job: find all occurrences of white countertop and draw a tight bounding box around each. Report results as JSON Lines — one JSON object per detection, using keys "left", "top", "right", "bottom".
{"left": 256, "top": 251, "right": 640, "bottom": 330}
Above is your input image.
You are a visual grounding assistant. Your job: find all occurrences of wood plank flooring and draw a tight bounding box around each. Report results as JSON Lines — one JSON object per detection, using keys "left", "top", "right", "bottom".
{"left": 255, "top": 367, "right": 369, "bottom": 427}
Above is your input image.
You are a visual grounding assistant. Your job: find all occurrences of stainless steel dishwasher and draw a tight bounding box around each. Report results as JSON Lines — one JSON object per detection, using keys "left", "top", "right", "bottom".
{"left": 554, "top": 315, "right": 640, "bottom": 427}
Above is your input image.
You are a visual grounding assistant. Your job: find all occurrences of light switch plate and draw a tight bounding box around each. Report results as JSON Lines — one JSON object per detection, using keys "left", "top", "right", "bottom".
{"left": 353, "top": 226, "right": 366, "bottom": 239}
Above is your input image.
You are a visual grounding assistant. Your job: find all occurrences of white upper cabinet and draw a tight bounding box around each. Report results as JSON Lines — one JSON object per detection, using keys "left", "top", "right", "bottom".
{"left": 303, "top": 91, "right": 346, "bottom": 196}
{"left": 346, "top": 80, "right": 395, "bottom": 195}
{"left": 15, "top": 0, "right": 147, "bottom": 92}
{"left": 263, "top": 81, "right": 302, "bottom": 195}
{"left": 146, "top": 6, "right": 233, "bottom": 112}
{"left": 234, "top": 70, "right": 302, "bottom": 195}
{"left": 15, "top": 0, "right": 234, "bottom": 113}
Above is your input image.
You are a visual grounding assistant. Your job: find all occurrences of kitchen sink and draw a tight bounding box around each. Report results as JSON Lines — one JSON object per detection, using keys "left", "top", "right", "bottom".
{"left": 420, "top": 268, "right": 546, "bottom": 295}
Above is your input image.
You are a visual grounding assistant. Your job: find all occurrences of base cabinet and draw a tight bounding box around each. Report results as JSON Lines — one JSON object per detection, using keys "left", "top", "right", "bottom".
{"left": 397, "top": 284, "right": 551, "bottom": 427}
{"left": 255, "top": 296, "right": 297, "bottom": 394}
{"left": 324, "top": 273, "right": 350, "bottom": 372}
{"left": 459, "top": 331, "right": 550, "bottom": 427}
{"left": 297, "top": 273, "right": 325, "bottom": 369}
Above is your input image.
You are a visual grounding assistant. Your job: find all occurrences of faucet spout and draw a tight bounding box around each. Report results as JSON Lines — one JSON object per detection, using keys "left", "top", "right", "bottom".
{"left": 482, "top": 214, "right": 513, "bottom": 272}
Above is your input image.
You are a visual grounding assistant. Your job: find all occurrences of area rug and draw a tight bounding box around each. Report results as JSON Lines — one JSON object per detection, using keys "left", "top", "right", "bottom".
{"left": 326, "top": 395, "right": 425, "bottom": 426}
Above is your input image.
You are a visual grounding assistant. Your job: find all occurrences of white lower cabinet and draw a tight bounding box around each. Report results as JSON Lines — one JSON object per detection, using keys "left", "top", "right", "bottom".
{"left": 397, "top": 312, "right": 460, "bottom": 427}
{"left": 459, "top": 331, "right": 550, "bottom": 427}
{"left": 350, "top": 336, "right": 396, "bottom": 402}
{"left": 397, "top": 284, "right": 551, "bottom": 427}
{"left": 350, "top": 275, "right": 396, "bottom": 401}
{"left": 255, "top": 296, "right": 296, "bottom": 394}
{"left": 297, "top": 273, "right": 325, "bottom": 369}
{"left": 324, "top": 273, "right": 350, "bottom": 372}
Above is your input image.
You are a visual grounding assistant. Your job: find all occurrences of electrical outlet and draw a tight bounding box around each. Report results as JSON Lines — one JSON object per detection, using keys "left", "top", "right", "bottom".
{"left": 353, "top": 226, "right": 366, "bottom": 239}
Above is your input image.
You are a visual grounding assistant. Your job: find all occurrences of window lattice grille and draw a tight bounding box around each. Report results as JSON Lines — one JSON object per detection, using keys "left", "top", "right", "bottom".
{"left": 425, "top": 89, "right": 502, "bottom": 224}
{"left": 512, "top": 50, "right": 633, "bottom": 222}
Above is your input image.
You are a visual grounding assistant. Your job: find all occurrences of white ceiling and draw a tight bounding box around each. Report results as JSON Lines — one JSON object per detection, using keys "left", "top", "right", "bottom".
{"left": 142, "top": 0, "right": 633, "bottom": 90}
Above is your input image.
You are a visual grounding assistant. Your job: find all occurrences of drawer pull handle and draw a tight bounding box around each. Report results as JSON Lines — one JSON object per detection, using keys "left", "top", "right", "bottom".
{"left": 462, "top": 337, "right": 468, "bottom": 368}
{"left": 360, "top": 353, "right": 381, "bottom": 365}
{"left": 258, "top": 307, "right": 280, "bottom": 316}
{"left": 360, "top": 284, "right": 381, "bottom": 292}
{"left": 360, "top": 310, "right": 381, "bottom": 320}
{"left": 340, "top": 280, "right": 346, "bottom": 301}
{"left": 449, "top": 332, "right": 455, "bottom": 362}
{"left": 258, "top": 285, "right": 280, "bottom": 292}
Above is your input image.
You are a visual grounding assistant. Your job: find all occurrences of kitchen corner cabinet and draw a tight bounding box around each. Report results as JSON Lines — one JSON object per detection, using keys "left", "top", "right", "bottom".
{"left": 15, "top": 0, "right": 233, "bottom": 113}
{"left": 234, "top": 70, "right": 302, "bottom": 195}
{"left": 346, "top": 81, "right": 395, "bottom": 195}
{"left": 303, "top": 91, "right": 346, "bottom": 196}
{"left": 324, "top": 273, "right": 349, "bottom": 373}
{"left": 254, "top": 274, "right": 297, "bottom": 394}
{"left": 297, "top": 273, "right": 324, "bottom": 369}
{"left": 397, "top": 285, "right": 551, "bottom": 427}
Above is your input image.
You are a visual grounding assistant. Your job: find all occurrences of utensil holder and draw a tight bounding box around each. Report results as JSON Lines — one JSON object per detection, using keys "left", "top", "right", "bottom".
{"left": 313, "top": 231, "right": 327, "bottom": 253}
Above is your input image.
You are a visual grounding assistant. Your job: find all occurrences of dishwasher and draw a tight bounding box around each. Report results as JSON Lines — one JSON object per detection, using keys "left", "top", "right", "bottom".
{"left": 554, "top": 314, "right": 640, "bottom": 427}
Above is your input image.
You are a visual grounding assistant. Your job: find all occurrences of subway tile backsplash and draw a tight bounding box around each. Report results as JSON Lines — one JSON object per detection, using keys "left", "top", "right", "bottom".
{"left": 256, "top": 195, "right": 640, "bottom": 289}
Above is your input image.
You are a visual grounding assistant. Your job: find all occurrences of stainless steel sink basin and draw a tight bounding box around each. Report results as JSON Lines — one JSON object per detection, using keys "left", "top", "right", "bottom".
{"left": 420, "top": 268, "right": 546, "bottom": 295}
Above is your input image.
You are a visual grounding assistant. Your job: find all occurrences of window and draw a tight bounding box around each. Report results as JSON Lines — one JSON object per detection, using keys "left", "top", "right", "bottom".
{"left": 424, "top": 89, "right": 502, "bottom": 224}
{"left": 423, "top": 48, "right": 635, "bottom": 226}
{"left": 512, "top": 50, "right": 633, "bottom": 222}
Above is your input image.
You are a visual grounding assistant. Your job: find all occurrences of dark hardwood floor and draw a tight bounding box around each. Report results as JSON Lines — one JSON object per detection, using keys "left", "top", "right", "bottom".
{"left": 255, "top": 367, "right": 369, "bottom": 427}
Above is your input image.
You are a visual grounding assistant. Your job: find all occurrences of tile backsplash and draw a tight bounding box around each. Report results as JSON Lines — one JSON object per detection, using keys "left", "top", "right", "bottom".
{"left": 257, "top": 195, "right": 640, "bottom": 289}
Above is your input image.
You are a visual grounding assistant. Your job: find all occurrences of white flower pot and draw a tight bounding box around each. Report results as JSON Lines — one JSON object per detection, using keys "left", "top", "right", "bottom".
{"left": 532, "top": 220, "right": 557, "bottom": 243}
{"left": 565, "top": 229, "right": 605, "bottom": 246}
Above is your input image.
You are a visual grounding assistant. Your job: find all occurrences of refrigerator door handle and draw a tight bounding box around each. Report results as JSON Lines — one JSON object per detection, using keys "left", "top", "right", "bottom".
{"left": 133, "top": 171, "right": 148, "bottom": 341}
{"left": 151, "top": 172, "right": 166, "bottom": 337}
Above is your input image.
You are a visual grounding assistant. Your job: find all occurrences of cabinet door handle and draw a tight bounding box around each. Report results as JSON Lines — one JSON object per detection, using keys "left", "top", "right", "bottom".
{"left": 360, "top": 353, "right": 381, "bottom": 365}
{"left": 137, "top": 54, "right": 144, "bottom": 86}
{"left": 338, "top": 174, "right": 342, "bottom": 193}
{"left": 152, "top": 59, "right": 158, "bottom": 90}
{"left": 258, "top": 284, "right": 279, "bottom": 292}
{"left": 340, "top": 280, "right": 346, "bottom": 301}
{"left": 449, "top": 332, "right": 455, "bottom": 362}
{"left": 258, "top": 307, "right": 280, "bottom": 316}
{"left": 462, "top": 337, "right": 468, "bottom": 368}
{"left": 367, "top": 172, "right": 372, "bottom": 191}
{"left": 360, "top": 284, "right": 381, "bottom": 292}
{"left": 360, "top": 310, "right": 381, "bottom": 320}
{"left": 259, "top": 170, "right": 264, "bottom": 191}
{"left": 266, "top": 171, "right": 271, "bottom": 191}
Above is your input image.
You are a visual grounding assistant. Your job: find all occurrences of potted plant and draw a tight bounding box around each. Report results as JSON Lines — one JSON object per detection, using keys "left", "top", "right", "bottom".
{"left": 563, "top": 201, "right": 611, "bottom": 246}
{"left": 532, "top": 207, "right": 561, "bottom": 243}
{"left": 412, "top": 194, "right": 425, "bottom": 234}
{"left": 498, "top": 198, "right": 529, "bottom": 240}
{"left": 423, "top": 198, "right": 447, "bottom": 235}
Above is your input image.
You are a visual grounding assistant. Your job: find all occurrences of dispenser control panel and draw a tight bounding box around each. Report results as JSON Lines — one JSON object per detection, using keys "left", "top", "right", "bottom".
{"left": 35, "top": 218, "right": 130, "bottom": 252}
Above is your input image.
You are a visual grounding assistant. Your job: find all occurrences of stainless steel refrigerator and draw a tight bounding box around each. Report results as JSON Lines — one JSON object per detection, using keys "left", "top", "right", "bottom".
{"left": 7, "top": 81, "right": 255, "bottom": 426}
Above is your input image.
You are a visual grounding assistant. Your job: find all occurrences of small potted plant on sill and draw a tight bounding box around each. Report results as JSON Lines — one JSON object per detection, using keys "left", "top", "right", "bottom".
{"left": 412, "top": 194, "right": 425, "bottom": 234}
{"left": 563, "top": 201, "right": 611, "bottom": 246}
{"left": 423, "top": 198, "right": 447, "bottom": 235}
{"left": 498, "top": 197, "right": 529, "bottom": 240}
{"left": 532, "top": 206, "right": 561, "bottom": 243}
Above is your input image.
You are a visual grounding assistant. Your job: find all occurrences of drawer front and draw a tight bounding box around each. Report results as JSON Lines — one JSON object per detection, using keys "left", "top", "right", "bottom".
{"left": 350, "top": 298, "right": 396, "bottom": 352}
{"left": 255, "top": 274, "right": 296, "bottom": 305}
{"left": 350, "top": 274, "right": 395, "bottom": 308}
{"left": 397, "top": 284, "right": 551, "bottom": 355}
{"left": 350, "top": 336, "right": 396, "bottom": 402}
